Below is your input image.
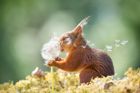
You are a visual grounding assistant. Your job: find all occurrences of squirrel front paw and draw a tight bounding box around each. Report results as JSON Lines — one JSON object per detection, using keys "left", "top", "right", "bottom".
{"left": 48, "top": 60, "right": 56, "bottom": 66}
{"left": 47, "top": 57, "right": 61, "bottom": 66}
{"left": 55, "top": 57, "right": 62, "bottom": 61}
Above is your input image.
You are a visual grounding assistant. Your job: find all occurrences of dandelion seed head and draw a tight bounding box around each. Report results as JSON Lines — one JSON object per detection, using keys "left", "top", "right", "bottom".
{"left": 41, "top": 36, "right": 60, "bottom": 64}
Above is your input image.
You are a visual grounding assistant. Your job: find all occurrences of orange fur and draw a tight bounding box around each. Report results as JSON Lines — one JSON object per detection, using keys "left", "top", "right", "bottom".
{"left": 48, "top": 17, "right": 114, "bottom": 84}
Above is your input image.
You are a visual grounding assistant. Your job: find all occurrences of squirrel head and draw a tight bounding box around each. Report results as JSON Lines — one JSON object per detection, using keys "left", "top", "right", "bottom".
{"left": 59, "top": 16, "right": 90, "bottom": 52}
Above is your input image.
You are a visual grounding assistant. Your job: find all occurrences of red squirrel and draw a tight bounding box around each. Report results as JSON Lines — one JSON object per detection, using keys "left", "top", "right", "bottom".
{"left": 48, "top": 17, "right": 114, "bottom": 84}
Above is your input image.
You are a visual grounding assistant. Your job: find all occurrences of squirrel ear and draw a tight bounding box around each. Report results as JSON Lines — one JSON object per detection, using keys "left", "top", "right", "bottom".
{"left": 73, "top": 26, "right": 82, "bottom": 35}
{"left": 72, "top": 16, "right": 90, "bottom": 35}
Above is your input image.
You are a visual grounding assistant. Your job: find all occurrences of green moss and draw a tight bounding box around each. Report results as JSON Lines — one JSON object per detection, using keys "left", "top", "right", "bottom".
{"left": 0, "top": 68, "right": 140, "bottom": 93}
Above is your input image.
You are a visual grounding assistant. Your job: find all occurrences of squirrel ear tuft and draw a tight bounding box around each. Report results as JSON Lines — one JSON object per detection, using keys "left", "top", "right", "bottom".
{"left": 73, "top": 26, "right": 82, "bottom": 35}
{"left": 72, "top": 16, "right": 90, "bottom": 35}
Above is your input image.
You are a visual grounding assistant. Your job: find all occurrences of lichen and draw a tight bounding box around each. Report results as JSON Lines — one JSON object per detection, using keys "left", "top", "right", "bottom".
{"left": 0, "top": 68, "right": 140, "bottom": 93}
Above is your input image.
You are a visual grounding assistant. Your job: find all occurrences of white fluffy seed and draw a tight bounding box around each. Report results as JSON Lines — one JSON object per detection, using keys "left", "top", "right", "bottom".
{"left": 41, "top": 36, "right": 60, "bottom": 64}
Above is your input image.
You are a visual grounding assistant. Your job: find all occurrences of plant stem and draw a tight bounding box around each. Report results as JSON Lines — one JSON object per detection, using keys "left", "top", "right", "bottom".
{"left": 51, "top": 67, "right": 54, "bottom": 93}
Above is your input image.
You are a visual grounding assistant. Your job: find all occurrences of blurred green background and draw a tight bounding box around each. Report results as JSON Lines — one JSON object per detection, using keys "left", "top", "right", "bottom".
{"left": 0, "top": 0, "right": 140, "bottom": 83}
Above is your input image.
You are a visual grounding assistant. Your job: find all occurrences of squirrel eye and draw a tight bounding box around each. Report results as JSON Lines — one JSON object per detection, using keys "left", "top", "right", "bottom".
{"left": 63, "top": 36, "right": 68, "bottom": 40}
{"left": 64, "top": 37, "right": 72, "bottom": 45}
